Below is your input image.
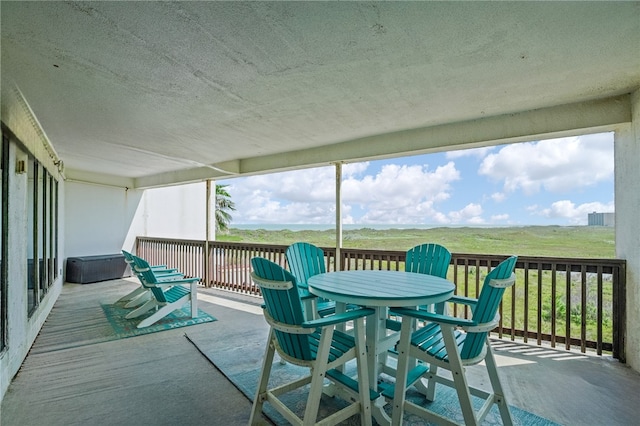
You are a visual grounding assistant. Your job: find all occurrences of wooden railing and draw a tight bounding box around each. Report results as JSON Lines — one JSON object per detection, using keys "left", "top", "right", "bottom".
{"left": 136, "top": 237, "right": 626, "bottom": 361}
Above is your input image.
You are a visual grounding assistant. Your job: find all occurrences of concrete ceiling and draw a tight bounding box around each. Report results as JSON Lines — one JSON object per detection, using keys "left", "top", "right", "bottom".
{"left": 2, "top": 1, "right": 639, "bottom": 188}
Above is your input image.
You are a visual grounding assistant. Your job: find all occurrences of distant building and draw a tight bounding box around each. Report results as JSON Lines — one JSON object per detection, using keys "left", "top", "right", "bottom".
{"left": 588, "top": 212, "right": 615, "bottom": 226}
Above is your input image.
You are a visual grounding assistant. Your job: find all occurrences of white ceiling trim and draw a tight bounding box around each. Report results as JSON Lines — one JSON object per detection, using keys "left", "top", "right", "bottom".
{"left": 1, "top": 84, "right": 64, "bottom": 181}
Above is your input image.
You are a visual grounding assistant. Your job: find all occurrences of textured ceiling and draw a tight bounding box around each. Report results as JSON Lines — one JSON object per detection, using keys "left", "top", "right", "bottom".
{"left": 2, "top": 1, "right": 639, "bottom": 185}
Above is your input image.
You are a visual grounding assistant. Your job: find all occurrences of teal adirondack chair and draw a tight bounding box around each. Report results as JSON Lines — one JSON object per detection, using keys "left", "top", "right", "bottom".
{"left": 285, "top": 242, "right": 336, "bottom": 318}
{"left": 386, "top": 255, "right": 518, "bottom": 426}
{"left": 387, "top": 243, "right": 452, "bottom": 331}
{"left": 126, "top": 255, "right": 200, "bottom": 328}
{"left": 119, "top": 250, "right": 183, "bottom": 308}
{"left": 249, "top": 257, "right": 375, "bottom": 426}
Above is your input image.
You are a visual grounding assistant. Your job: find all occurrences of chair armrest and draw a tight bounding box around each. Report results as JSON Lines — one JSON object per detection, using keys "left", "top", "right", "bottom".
{"left": 390, "top": 307, "right": 476, "bottom": 328}
{"left": 153, "top": 268, "right": 180, "bottom": 274}
{"left": 302, "top": 308, "right": 374, "bottom": 328}
{"left": 151, "top": 277, "right": 200, "bottom": 285}
{"left": 448, "top": 295, "right": 478, "bottom": 308}
{"left": 463, "top": 313, "right": 500, "bottom": 332}
{"left": 154, "top": 272, "right": 185, "bottom": 280}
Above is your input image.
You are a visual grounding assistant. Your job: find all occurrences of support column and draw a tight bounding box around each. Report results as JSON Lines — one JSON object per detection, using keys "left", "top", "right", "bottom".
{"left": 614, "top": 89, "right": 640, "bottom": 371}
{"left": 335, "top": 163, "right": 343, "bottom": 270}
{"left": 205, "top": 179, "right": 212, "bottom": 287}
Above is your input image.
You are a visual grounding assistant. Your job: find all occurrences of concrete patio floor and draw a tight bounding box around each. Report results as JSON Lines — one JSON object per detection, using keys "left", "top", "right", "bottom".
{"left": 2, "top": 278, "right": 639, "bottom": 425}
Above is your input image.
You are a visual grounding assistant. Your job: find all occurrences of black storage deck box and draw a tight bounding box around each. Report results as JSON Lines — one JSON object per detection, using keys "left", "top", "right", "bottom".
{"left": 66, "top": 254, "right": 132, "bottom": 284}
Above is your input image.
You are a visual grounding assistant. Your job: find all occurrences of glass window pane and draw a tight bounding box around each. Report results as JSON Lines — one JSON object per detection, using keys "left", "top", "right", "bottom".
{"left": 27, "top": 158, "right": 37, "bottom": 313}
{"left": 38, "top": 168, "right": 46, "bottom": 296}
{"left": 54, "top": 180, "right": 59, "bottom": 279}
{"left": 48, "top": 173, "right": 54, "bottom": 286}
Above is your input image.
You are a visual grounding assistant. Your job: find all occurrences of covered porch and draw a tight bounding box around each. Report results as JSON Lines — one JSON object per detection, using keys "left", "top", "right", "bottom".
{"left": 2, "top": 1, "right": 639, "bottom": 413}
{"left": 3, "top": 277, "right": 639, "bottom": 425}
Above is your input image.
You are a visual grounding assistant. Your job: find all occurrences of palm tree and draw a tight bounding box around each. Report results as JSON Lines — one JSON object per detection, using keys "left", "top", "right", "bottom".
{"left": 215, "top": 184, "right": 235, "bottom": 232}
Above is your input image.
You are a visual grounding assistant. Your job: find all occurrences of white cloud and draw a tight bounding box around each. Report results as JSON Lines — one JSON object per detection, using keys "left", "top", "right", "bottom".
{"left": 225, "top": 167, "right": 339, "bottom": 224}
{"left": 446, "top": 146, "right": 494, "bottom": 159}
{"left": 220, "top": 133, "right": 614, "bottom": 226}
{"left": 491, "top": 192, "right": 506, "bottom": 202}
{"left": 343, "top": 162, "right": 370, "bottom": 177}
{"left": 448, "top": 203, "right": 484, "bottom": 224}
{"left": 478, "top": 133, "right": 613, "bottom": 195}
{"left": 534, "top": 199, "right": 615, "bottom": 225}
{"left": 345, "top": 162, "right": 461, "bottom": 224}
{"left": 225, "top": 161, "right": 463, "bottom": 225}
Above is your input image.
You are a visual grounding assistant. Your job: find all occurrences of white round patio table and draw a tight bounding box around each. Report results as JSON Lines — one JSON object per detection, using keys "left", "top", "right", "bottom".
{"left": 308, "top": 269, "right": 455, "bottom": 425}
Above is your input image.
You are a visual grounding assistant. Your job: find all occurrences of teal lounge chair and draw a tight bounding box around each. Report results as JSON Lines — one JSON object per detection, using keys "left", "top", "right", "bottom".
{"left": 120, "top": 250, "right": 183, "bottom": 308}
{"left": 126, "top": 254, "right": 200, "bottom": 328}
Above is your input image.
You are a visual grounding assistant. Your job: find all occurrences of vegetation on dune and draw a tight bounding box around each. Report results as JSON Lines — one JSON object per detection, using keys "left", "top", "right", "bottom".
{"left": 217, "top": 225, "right": 615, "bottom": 258}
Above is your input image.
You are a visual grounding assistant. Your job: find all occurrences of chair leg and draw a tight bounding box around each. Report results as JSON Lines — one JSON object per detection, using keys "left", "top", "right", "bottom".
{"left": 125, "top": 298, "right": 158, "bottom": 319}
{"left": 136, "top": 300, "right": 184, "bottom": 328}
{"left": 353, "top": 317, "right": 372, "bottom": 426}
{"left": 303, "top": 326, "right": 335, "bottom": 425}
{"left": 123, "top": 290, "right": 151, "bottom": 308}
{"left": 424, "top": 364, "right": 438, "bottom": 401}
{"left": 391, "top": 315, "right": 415, "bottom": 426}
{"left": 442, "top": 326, "right": 477, "bottom": 426}
{"left": 484, "top": 341, "right": 514, "bottom": 426}
{"left": 249, "top": 329, "right": 277, "bottom": 426}
{"left": 117, "top": 286, "right": 147, "bottom": 303}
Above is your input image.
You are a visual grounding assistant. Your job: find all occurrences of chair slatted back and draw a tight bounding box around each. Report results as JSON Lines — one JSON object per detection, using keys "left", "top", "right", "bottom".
{"left": 460, "top": 255, "right": 517, "bottom": 360}
{"left": 251, "top": 257, "right": 314, "bottom": 361}
{"left": 131, "top": 255, "right": 168, "bottom": 303}
{"left": 405, "top": 243, "right": 451, "bottom": 278}
{"left": 286, "top": 242, "right": 332, "bottom": 307}
{"left": 286, "top": 242, "right": 326, "bottom": 288}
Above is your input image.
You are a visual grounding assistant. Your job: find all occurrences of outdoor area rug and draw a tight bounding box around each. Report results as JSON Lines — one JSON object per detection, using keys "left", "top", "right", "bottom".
{"left": 102, "top": 302, "right": 216, "bottom": 339}
{"left": 186, "top": 334, "right": 560, "bottom": 426}
{"left": 227, "top": 362, "right": 558, "bottom": 425}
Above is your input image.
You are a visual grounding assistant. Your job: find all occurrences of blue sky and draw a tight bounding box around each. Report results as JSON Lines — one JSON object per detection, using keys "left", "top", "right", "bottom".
{"left": 219, "top": 132, "right": 614, "bottom": 226}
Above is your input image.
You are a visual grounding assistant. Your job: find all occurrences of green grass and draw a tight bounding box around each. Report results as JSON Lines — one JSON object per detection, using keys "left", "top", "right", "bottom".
{"left": 218, "top": 225, "right": 615, "bottom": 258}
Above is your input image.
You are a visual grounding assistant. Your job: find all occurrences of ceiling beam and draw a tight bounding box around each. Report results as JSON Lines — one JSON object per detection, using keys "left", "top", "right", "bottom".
{"left": 238, "top": 94, "right": 631, "bottom": 175}
{"left": 83, "top": 94, "right": 631, "bottom": 189}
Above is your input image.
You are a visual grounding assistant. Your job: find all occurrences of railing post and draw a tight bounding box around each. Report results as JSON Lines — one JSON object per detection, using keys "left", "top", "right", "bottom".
{"left": 335, "top": 162, "right": 343, "bottom": 270}
{"left": 613, "top": 261, "right": 626, "bottom": 362}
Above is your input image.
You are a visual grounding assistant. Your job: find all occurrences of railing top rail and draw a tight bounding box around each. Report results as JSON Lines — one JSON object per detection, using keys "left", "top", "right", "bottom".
{"left": 137, "top": 236, "right": 205, "bottom": 245}
{"left": 138, "top": 237, "right": 626, "bottom": 268}
{"left": 452, "top": 252, "right": 625, "bottom": 266}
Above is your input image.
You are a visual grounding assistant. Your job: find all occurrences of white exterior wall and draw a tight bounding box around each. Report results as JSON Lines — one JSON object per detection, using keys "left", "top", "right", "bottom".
{"left": 64, "top": 182, "right": 144, "bottom": 257}
{"left": 615, "top": 89, "right": 640, "bottom": 370}
{"left": 128, "top": 182, "right": 210, "bottom": 245}
{"left": 0, "top": 139, "right": 64, "bottom": 400}
{"left": 65, "top": 181, "right": 210, "bottom": 257}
